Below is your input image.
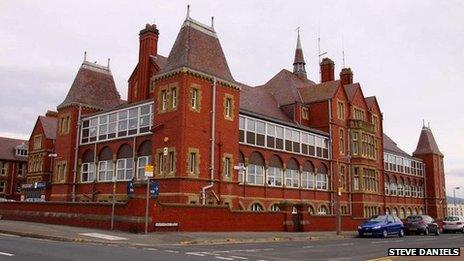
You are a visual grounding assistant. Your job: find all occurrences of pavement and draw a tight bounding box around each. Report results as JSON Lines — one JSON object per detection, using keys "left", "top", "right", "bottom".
{"left": 0, "top": 220, "right": 357, "bottom": 247}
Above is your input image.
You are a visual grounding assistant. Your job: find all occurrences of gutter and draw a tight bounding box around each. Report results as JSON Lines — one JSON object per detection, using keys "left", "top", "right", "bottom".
{"left": 201, "top": 77, "right": 217, "bottom": 205}
{"left": 71, "top": 104, "right": 82, "bottom": 202}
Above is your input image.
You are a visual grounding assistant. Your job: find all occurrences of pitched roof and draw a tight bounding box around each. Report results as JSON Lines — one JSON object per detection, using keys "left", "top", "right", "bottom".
{"left": 383, "top": 133, "right": 412, "bottom": 158}
{"left": 150, "top": 54, "right": 168, "bottom": 70}
{"left": 343, "top": 83, "right": 360, "bottom": 102}
{"left": 0, "top": 137, "right": 28, "bottom": 162}
{"left": 239, "top": 84, "right": 292, "bottom": 122}
{"left": 365, "top": 96, "right": 376, "bottom": 109}
{"left": 260, "top": 69, "right": 315, "bottom": 106}
{"left": 159, "top": 17, "right": 234, "bottom": 82}
{"left": 58, "top": 61, "right": 123, "bottom": 110}
{"left": 299, "top": 80, "right": 341, "bottom": 104}
{"left": 38, "top": 116, "right": 57, "bottom": 140}
{"left": 413, "top": 127, "right": 443, "bottom": 156}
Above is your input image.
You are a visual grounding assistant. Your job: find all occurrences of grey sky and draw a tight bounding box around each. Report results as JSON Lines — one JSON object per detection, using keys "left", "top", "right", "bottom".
{"left": 0, "top": 0, "right": 462, "bottom": 196}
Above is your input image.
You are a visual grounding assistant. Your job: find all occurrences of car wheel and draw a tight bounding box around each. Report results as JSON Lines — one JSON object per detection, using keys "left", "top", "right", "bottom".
{"left": 442, "top": 229, "right": 447, "bottom": 234}
{"left": 382, "top": 229, "right": 388, "bottom": 238}
{"left": 435, "top": 228, "right": 440, "bottom": 236}
{"left": 424, "top": 227, "right": 429, "bottom": 236}
{"left": 399, "top": 229, "right": 404, "bottom": 238}
{"left": 358, "top": 233, "right": 364, "bottom": 238}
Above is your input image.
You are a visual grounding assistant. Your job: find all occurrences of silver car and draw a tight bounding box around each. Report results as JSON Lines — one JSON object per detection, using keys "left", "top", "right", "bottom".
{"left": 443, "top": 216, "right": 464, "bottom": 233}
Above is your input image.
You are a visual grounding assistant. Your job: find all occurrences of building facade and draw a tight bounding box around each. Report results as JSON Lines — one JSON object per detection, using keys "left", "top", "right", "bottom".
{"left": 0, "top": 137, "right": 28, "bottom": 200}
{"left": 25, "top": 14, "right": 447, "bottom": 221}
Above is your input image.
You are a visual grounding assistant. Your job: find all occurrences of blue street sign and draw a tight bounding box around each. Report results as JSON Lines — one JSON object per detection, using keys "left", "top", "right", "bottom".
{"left": 150, "top": 181, "right": 159, "bottom": 198}
{"left": 127, "top": 181, "right": 135, "bottom": 195}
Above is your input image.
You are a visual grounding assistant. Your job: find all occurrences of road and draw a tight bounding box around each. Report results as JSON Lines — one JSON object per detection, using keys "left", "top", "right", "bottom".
{"left": 0, "top": 232, "right": 462, "bottom": 260}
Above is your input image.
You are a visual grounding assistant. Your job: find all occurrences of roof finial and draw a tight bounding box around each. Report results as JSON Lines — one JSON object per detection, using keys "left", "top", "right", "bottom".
{"left": 422, "top": 119, "right": 425, "bottom": 128}
{"left": 107, "top": 58, "right": 110, "bottom": 69}
{"left": 211, "top": 16, "right": 214, "bottom": 29}
{"left": 84, "top": 51, "right": 87, "bottom": 62}
{"left": 296, "top": 26, "right": 302, "bottom": 50}
{"left": 186, "top": 5, "right": 190, "bottom": 19}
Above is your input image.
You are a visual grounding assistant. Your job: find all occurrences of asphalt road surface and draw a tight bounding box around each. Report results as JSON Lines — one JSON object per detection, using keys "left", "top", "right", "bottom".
{"left": 0, "top": 232, "right": 462, "bottom": 261}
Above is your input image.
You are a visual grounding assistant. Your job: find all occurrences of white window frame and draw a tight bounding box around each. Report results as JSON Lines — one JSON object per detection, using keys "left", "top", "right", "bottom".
{"left": 81, "top": 162, "right": 96, "bottom": 183}
{"left": 98, "top": 160, "right": 113, "bottom": 182}
{"left": 246, "top": 164, "right": 264, "bottom": 185}
{"left": 267, "top": 166, "right": 283, "bottom": 187}
{"left": 116, "top": 158, "right": 133, "bottom": 181}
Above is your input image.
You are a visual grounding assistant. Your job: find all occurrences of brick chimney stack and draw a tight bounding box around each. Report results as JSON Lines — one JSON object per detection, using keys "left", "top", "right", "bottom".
{"left": 320, "top": 58, "right": 335, "bottom": 83}
{"left": 340, "top": 68, "right": 353, "bottom": 85}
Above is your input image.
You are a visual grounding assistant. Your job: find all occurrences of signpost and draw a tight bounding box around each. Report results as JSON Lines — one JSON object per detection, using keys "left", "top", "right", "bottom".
{"left": 127, "top": 180, "right": 134, "bottom": 197}
{"left": 110, "top": 175, "right": 116, "bottom": 230}
{"left": 144, "top": 164, "right": 154, "bottom": 235}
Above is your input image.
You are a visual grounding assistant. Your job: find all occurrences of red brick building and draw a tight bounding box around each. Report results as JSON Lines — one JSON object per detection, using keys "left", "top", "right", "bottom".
{"left": 0, "top": 137, "right": 28, "bottom": 200}
{"left": 23, "top": 14, "right": 446, "bottom": 226}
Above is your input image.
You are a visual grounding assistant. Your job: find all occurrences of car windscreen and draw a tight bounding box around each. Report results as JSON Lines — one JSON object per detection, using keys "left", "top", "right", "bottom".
{"left": 369, "top": 215, "right": 387, "bottom": 222}
{"left": 406, "top": 216, "right": 422, "bottom": 222}
{"left": 445, "top": 216, "right": 459, "bottom": 221}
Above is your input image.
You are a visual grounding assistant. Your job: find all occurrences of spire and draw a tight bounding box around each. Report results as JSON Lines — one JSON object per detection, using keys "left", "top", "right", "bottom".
{"left": 293, "top": 28, "right": 307, "bottom": 80}
{"left": 413, "top": 123, "right": 443, "bottom": 156}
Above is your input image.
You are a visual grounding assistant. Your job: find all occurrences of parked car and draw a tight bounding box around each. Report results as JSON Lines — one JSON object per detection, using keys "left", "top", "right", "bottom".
{"left": 443, "top": 216, "right": 464, "bottom": 233}
{"left": 404, "top": 215, "right": 440, "bottom": 235}
{"left": 358, "top": 214, "right": 404, "bottom": 238}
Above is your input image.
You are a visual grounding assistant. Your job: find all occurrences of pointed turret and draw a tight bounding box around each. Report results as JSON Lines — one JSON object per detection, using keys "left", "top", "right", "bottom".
{"left": 413, "top": 125, "right": 443, "bottom": 156}
{"left": 293, "top": 31, "right": 307, "bottom": 80}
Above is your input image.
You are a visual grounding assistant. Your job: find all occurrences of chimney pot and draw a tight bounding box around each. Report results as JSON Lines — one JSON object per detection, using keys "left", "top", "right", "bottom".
{"left": 340, "top": 68, "right": 353, "bottom": 85}
{"left": 320, "top": 57, "right": 335, "bottom": 83}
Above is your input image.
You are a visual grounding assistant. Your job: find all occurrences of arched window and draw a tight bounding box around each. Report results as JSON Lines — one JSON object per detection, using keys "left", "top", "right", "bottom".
{"left": 267, "top": 155, "right": 283, "bottom": 187}
{"left": 399, "top": 208, "right": 405, "bottom": 219}
{"left": 419, "top": 207, "right": 424, "bottom": 215}
{"left": 384, "top": 175, "right": 390, "bottom": 195}
{"left": 98, "top": 147, "right": 113, "bottom": 181}
{"left": 392, "top": 207, "right": 398, "bottom": 217}
{"left": 406, "top": 208, "right": 412, "bottom": 217}
{"left": 390, "top": 176, "right": 397, "bottom": 196}
{"left": 397, "top": 177, "right": 404, "bottom": 196}
{"left": 81, "top": 149, "right": 95, "bottom": 182}
{"left": 301, "top": 161, "right": 315, "bottom": 189}
{"left": 247, "top": 152, "right": 264, "bottom": 185}
{"left": 411, "top": 180, "right": 417, "bottom": 197}
{"left": 116, "top": 144, "right": 133, "bottom": 181}
{"left": 385, "top": 207, "right": 390, "bottom": 215}
{"left": 316, "top": 164, "right": 328, "bottom": 190}
{"left": 412, "top": 208, "right": 417, "bottom": 215}
{"left": 308, "top": 205, "right": 315, "bottom": 215}
{"left": 250, "top": 203, "right": 264, "bottom": 212}
{"left": 318, "top": 205, "right": 328, "bottom": 215}
{"left": 418, "top": 181, "right": 424, "bottom": 198}
{"left": 285, "top": 158, "right": 299, "bottom": 188}
{"left": 405, "top": 178, "right": 411, "bottom": 197}
{"left": 137, "top": 140, "right": 152, "bottom": 180}
{"left": 270, "top": 204, "right": 280, "bottom": 212}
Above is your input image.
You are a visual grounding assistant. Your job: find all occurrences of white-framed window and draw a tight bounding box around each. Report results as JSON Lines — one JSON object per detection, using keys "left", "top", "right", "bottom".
{"left": 161, "top": 90, "right": 167, "bottom": 110}
{"left": 189, "top": 152, "right": 197, "bottom": 173}
{"left": 270, "top": 204, "right": 280, "bottom": 212}
{"left": 384, "top": 181, "right": 390, "bottom": 195}
{"left": 1, "top": 161, "right": 8, "bottom": 175}
{"left": 98, "top": 160, "right": 113, "bottom": 181}
{"left": 224, "top": 157, "right": 231, "bottom": 178}
{"left": 225, "top": 97, "right": 232, "bottom": 118}
{"left": 191, "top": 88, "right": 199, "bottom": 109}
{"left": 285, "top": 169, "right": 299, "bottom": 188}
{"left": 0, "top": 181, "right": 5, "bottom": 193}
{"left": 137, "top": 156, "right": 151, "bottom": 180}
{"left": 246, "top": 164, "right": 264, "bottom": 185}
{"left": 81, "top": 163, "right": 96, "bottom": 182}
{"left": 250, "top": 203, "right": 264, "bottom": 212}
{"left": 318, "top": 205, "right": 328, "bottom": 215}
{"left": 301, "top": 171, "right": 315, "bottom": 189}
{"left": 316, "top": 172, "right": 328, "bottom": 190}
{"left": 171, "top": 87, "right": 177, "bottom": 108}
{"left": 267, "top": 166, "right": 283, "bottom": 186}
{"left": 390, "top": 182, "right": 397, "bottom": 196}
{"left": 116, "top": 158, "right": 133, "bottom": 181}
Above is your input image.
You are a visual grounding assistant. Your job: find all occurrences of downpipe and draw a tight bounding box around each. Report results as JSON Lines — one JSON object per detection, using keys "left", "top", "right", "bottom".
{"left": 201, "top": 77, "right": 217, "bottom": 205}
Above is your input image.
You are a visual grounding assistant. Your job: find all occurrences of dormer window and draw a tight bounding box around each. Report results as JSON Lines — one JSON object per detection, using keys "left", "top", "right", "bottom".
{"left": 16, "top": 148, "right": 28, "bottom": 156}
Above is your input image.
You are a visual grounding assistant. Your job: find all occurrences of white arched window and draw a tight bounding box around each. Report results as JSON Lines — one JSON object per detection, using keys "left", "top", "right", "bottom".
{"left": 250, "top": 203, "right": 264, "bottom": 212}
{"left": 318, "top": 205, "right": 328, "bottom": 215}
{"left": 270, "top": 204, "right": 280, "bottom": 212}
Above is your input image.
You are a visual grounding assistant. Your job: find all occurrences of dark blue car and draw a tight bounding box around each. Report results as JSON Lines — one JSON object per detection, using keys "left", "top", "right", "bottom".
{"left": 358, "top": 214, "right": 404, "bottom": 238}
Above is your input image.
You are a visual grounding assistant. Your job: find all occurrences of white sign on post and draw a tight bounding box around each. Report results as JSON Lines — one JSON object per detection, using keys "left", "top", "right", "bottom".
{"left": 163, "top": 147, "right": 168, "bottom": 156}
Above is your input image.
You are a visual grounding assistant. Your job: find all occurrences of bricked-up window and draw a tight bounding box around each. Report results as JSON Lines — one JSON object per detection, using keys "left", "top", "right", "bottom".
{"left": 59, "top": 114, "right": 71, "bottom": 135}
{"left": 302, "top": 107, "right": 309, "bottom": 120}
{"left": 0, "top": 161, "right": 8, "bottom": 175}
{"left": 337, "top": 101, "right": 345, "bottom": 120}
{"left": 301, "top": 161, "right": 315, "bottom": 189}
{"left": 171, "top": 87, "right": 177, "bottom": 108}
{"left": 33, "top": 135, "right": 42, "bottom": 150}
{"left": 339, "top": 128, "right": 345, "bottom": 155}
{"left": 81, "top": 102, "right": 153, "bottom": 144}
{"left": 55, "top": 161, "right": 67, "bottom": 183}
{"left": 0, "top": 181, "right": 5, "bottom": 193}
{"left": 161, "top": 90, "right": 167, "bottom": 111}
{"left": 267, "top": 155, "right": 283, "bottom": 187}
{"left": 371, "top": 114, "right": 379, "bottom": 132}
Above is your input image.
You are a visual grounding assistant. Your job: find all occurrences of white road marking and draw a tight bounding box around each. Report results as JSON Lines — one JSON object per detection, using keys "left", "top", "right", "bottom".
{"left": 146, "top": 248, "right": 158, "bottom": 251}
{"left": 229, "top": 256, "right": 248, "bottom": 260}
{"left": 0, "top": 233, "right": 19, "bottom": 238}
{"left": 214, "top": 257, "right": 234, "bottom": 260}
{"left": 415, "top": 238, "right": 435, "bottom": 242}
{"left": 371, "top": 240, "right": 403, "bottom": 244}
{"left": 164, "top": 250, "right": 179, "bottom": 253}
{"left": 186, "top": 252, "right": 206, "bottom": 256}
{"left": 449, "top": 236, "right": 462, "bottom": 239}
{"left": 303, "top": 245, "right": 315, "bottom": 249}
{"left": 79, "top": 233, "right": 128, "bottom": 241}
{"left": 0, "top": 251, "right": 14, "bottom": 257}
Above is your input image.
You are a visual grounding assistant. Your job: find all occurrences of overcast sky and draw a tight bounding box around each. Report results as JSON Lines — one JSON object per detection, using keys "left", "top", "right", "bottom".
{"left": 0, "top": 0, "right": 462, "bottom": 196}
